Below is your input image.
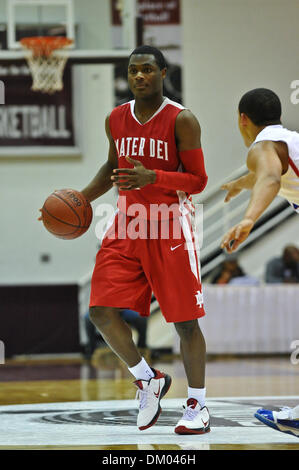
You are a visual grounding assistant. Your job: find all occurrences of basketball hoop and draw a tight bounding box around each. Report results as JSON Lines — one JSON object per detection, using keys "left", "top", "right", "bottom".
{"left": 20, "top": 36, "right": 73, "bottom": 94}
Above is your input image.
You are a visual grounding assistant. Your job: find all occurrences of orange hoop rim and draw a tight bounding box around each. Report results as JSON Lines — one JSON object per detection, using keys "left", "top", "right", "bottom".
{"left": 20, "top": 36, "right": 73, "bottom": 57}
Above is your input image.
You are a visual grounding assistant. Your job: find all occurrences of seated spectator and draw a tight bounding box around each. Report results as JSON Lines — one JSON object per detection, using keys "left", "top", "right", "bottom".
{"left": 210, "top": 259, "right": 245, "bottom": 284}
{"left": 210, "top": 259, "right": 259, "bottom": 286}
{"left": 265, "top": 245, "right": 299, "bottom": 283}
{"left": 83, "top": 309, "right": 148, "bottom": 360}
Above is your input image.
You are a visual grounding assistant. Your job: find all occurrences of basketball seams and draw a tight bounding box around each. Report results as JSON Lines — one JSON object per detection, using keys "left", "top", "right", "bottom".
{"left": 45, "top": 225, "right": 79, "bottom": 237}
{"left": 41, "top": 189, "right": 92, "bottom": 239}
{"left": 47, "top": 226, "right": 85, "bottom": 240}
{"left": 81, "top": 196, "right": 90, "bottom": 228}
{"left": 42, "top": 206, "right": 90, "bottom": 229}
{"left": 53, "top": 191, "right": 92, "bottom": 228}
{"left": 42, "top": 209, "right": 87, "bottom": 239}
{"left": 51, "top": 192, "right": 82, "bottom": 226}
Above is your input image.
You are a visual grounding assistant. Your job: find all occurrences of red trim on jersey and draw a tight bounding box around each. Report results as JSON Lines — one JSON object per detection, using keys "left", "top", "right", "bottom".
{"left": 154, "top": 148, "right": 208, "bottom": 194}
{"left": 288, "top": 157, "right": 299, "bottom": 177}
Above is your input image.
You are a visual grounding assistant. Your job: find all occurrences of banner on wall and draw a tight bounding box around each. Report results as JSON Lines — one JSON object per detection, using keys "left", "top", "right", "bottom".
{"left": 111, "top": 0, "right": 180, "bottom": 25}
{"left": 111, "top": 0, "right": 182, "bottom": 106}
{"left": 0, "top": 63, "right": 74, "bottom": 147}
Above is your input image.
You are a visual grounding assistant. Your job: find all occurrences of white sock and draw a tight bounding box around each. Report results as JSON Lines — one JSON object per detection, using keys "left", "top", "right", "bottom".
{"left": 188, "top": 386, "right": 206, "bottom": 408}
{"left": 128, "top": 357, "right": 155, "bottom": 381}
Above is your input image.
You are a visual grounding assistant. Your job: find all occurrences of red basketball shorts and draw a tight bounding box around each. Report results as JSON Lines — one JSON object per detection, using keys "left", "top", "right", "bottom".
{"left": 89, "top": 209, "right": 205, "bottom": 323}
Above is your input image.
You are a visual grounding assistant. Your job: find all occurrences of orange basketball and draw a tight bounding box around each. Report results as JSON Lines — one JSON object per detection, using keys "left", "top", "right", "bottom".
{"left": 41, "top": 189, "right": 93, "bottom": 239}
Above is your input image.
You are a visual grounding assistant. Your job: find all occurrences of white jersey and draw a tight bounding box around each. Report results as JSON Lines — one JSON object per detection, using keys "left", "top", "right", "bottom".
{"left": 253, "top": 124, "right": 299, "bottom": 211}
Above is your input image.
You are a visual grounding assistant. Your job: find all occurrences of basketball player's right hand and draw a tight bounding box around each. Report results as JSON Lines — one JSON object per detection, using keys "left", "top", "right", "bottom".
{"left": 221, "top": 181, "right": 242, "bottom": 202}
{"left": 221, "top": 218, "right": 254, "bottom": 253}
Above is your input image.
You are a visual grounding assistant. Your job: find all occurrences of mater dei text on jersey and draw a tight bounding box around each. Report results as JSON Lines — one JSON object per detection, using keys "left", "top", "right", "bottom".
{"left": 0, "top": 105, "right": 70, "bottom": 139}
{"left": 115, "top": 137, "right": 169, "bottom": 160}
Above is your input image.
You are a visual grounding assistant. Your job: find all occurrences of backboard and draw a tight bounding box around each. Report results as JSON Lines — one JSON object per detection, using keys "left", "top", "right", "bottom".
{"left": 7, "top": 0, "right": 75, "bottom": 50}
{"left": 1, "top": 0, "right": 138, "bottom": 64}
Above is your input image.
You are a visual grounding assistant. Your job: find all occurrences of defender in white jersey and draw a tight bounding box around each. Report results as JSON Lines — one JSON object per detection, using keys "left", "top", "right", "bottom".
{"left": 221, "top": 88, "right": 299, "bottom": 437}
{"left": 221, "top": 88, "right": 299, "bottom": 253}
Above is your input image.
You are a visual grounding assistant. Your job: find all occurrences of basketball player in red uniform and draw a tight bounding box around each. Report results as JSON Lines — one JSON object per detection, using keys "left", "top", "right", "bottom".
{"left": 81, "top": 45, "right": 209, "bottom": 434}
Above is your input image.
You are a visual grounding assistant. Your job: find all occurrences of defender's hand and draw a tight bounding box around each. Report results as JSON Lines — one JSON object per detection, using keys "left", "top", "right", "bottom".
{"left": 221, "top": 218, "right": 254, "bottom": 253}
{"left": 221, "top": 181, "right": 242, "bottom": 202}
{"left": 111, "top": 156, "right": 156, "bottom": 190}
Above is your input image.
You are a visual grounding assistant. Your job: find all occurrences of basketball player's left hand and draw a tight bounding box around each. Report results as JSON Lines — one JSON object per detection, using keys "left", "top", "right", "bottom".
{"left": 221, "top": 218, "right": 254, "bottom": 253}
{"left": 111, "top": 156, "right": 156, "bottom": 190}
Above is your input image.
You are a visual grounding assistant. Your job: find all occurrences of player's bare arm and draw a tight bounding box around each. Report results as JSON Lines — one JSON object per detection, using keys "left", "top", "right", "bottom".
{"left": 221, "top": 141, "right": 283, "bottom": 253}
{"left": 174, "top": 109, "right": 201, "bottom": 150}
{"left": 244, "top": 141, "right": 284, "bottom": 221}
{"left": 81, "top": 114, "right": 118, "bottom": 202}
{"left": 221, "top": 172, "right": 256, "bottom": 202}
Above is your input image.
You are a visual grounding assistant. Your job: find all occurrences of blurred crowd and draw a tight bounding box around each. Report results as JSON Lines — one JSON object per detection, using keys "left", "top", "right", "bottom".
{"left": 209, "top": 244, "right": 299, "bottom": 286}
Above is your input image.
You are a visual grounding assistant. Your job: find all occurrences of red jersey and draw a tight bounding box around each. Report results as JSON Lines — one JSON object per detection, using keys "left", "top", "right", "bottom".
{"left": 109, "top": 97, "right": 186, "bottom": 219}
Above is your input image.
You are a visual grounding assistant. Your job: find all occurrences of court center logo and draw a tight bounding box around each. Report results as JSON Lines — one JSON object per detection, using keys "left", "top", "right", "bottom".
{"left": 0, "top": 81, "right": 4, "bottom": 104}
{"left": 36, "top": 408, "right": 181, "bottom": 427}
{"left": 0, "top": 341, "right": 4, "bottom": 364}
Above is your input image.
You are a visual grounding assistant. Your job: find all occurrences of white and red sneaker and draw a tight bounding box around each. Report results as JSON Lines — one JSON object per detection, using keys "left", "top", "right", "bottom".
{"left": 175, "top": 398, "right": 210, "bottom": 435}
{"left": 134, "top": 368, "right": 172, "bottom": 431}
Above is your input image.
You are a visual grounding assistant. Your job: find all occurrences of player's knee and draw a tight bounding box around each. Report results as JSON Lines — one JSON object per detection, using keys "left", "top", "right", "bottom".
{"left": 174, "top": 319, "right": 199, "bottom": 339}
{"left": 89, "top": 306, "right": 114, "bottom": 330}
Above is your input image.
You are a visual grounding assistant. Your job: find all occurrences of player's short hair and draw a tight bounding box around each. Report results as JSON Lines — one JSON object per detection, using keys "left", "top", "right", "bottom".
{"left": 129, "top": 45, "right": 167, "bottom": 70}
{"left": 238, "top": 88, "right": 281, "bottom": 126}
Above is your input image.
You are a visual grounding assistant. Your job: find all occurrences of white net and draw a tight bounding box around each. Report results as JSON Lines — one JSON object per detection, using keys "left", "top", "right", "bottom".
{"left": 20, "top": 37, "right": 73, "bottom": 94}
{"left": 24, "top": 52, "right": 68, "bottom": 94}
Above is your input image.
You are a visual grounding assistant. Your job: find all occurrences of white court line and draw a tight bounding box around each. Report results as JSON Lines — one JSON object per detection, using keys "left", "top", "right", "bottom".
{"left": 0, "top": 397, "right": 298, "bottom": 446}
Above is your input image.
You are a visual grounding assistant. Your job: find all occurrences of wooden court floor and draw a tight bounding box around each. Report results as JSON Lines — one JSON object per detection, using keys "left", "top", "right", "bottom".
{"left": 0, "top": 351, "right": 298, "bottom": 450}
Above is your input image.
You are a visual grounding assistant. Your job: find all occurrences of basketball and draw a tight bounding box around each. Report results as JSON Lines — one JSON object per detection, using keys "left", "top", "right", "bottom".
{"left": 41, "top": 189, "right": 93, "bottom": 239}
